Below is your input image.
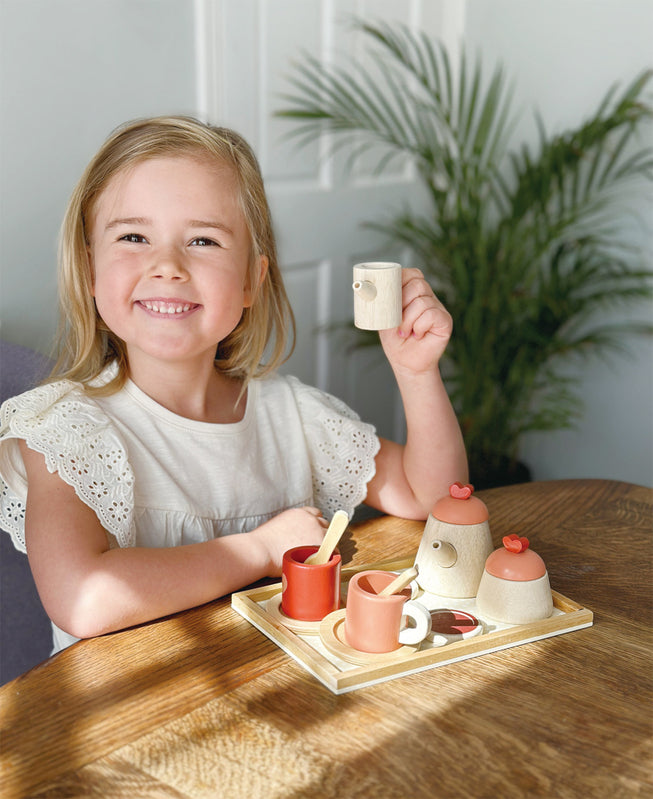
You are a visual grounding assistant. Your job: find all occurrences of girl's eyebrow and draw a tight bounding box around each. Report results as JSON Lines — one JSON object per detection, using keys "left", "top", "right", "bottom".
{"left": 189, "top": 220, "right": 234, "bottom": 235}
{"left": 104, "top": 217, "right": 233, "bottom": 235}
{"left": 105, "top": 217, "right": 149, "bottom": 231}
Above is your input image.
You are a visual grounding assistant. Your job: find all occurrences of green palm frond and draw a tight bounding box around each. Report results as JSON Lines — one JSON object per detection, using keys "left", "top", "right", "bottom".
{"left": 278, "top": 19, "right": 653, "bottom": 480}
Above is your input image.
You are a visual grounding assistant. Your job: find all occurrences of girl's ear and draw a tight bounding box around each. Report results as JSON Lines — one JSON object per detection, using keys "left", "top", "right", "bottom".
{"left": 244, "top": 255, "right": 269, "bottom": 308}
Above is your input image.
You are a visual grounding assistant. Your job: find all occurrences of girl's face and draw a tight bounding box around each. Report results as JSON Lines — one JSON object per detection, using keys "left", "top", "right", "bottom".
{"left": 88, "top": 155, "right": 266, "bottom": 371}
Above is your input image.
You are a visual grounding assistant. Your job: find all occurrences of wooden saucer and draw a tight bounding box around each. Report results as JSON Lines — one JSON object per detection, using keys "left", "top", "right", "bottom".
{"left": 319, "top": 609, "right": 418, "bottom": 665}
{"left": 265, "top": 592, "right": 329, "bottom": 635}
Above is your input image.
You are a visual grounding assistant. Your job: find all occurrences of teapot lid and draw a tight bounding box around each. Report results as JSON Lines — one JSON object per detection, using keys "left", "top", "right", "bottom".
{"left": 431, "top": 483, "right": 489, "bottom": 524}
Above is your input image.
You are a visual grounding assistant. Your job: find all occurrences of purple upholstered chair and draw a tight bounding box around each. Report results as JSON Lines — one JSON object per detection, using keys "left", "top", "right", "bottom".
{"left": 0, "top": 341, "right": 53, "bottom": 683}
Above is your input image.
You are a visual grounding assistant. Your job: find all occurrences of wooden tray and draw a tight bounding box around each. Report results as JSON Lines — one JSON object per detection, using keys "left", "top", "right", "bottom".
{"left": 231, "top": 556, "right": 593, "bottom": 694}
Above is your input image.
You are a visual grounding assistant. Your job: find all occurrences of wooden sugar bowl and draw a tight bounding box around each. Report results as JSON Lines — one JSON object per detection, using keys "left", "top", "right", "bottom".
{"left": 476, "top": 535, "right": 554, "bottom": 625}
{"left": 414, "top": 483, "right": 493, "bottom": 598}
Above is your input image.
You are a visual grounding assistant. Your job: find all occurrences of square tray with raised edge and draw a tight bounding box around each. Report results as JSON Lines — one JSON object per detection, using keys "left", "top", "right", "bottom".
{"left": 231, "top": 556, "right": 594, "bottom": 695}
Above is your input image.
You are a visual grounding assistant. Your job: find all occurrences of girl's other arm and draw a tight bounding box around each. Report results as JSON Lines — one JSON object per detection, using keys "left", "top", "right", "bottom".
{"left": 363, "top": 269, "right": 468, "bottom": 519}
{"left": 19, "top": 441, "right": 325, "bottom": 640}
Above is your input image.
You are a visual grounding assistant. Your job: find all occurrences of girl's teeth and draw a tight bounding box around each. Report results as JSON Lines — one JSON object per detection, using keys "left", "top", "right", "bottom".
{"left": 143, "top": 301, "right": 192, "bottom": 314}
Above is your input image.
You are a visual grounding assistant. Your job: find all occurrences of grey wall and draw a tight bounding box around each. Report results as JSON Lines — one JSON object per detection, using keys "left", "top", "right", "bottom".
{"left": 0, "top": 0, "right": 197, "bottom": 353}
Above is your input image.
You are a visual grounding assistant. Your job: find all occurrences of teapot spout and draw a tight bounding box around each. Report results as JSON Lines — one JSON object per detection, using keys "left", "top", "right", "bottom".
{"left": 352, "top": 279, "right": 377, "bottom": 302}
{"left": 430, "top": 539, "right": 457, "bottom": 568}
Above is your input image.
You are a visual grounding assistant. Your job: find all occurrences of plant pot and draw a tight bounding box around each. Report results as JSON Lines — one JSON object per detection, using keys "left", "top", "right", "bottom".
{"left": 470, "top": 457, "right": 532, "bottom": 491}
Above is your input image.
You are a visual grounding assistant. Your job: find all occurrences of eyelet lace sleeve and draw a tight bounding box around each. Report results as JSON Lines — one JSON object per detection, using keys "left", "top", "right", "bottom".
{"left": 0, "top": 381, "right": 135, "bottom": 552}
{"left": 287, "top": 376, "right": 380, "bottom": 518}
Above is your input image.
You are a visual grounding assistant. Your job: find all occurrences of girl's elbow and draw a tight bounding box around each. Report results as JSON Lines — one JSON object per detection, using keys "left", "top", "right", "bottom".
{"left": 48, "top": 602, "right": 110, "bottom": 641}
{"left": 44, "top": 577, "right": 121, "bottom": 640}
{"left": 398, "top": 498, "right": 431, "bottom": 521}
{"left": 55, "top": 615, "right": 105, "bottom": 642}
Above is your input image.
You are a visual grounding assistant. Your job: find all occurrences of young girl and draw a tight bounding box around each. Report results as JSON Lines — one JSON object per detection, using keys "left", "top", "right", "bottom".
{"left": 0, "top": 116, "right": 467, "bottom": 654}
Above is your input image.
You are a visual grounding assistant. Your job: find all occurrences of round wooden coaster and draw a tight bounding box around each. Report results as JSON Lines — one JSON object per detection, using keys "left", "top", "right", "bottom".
{"left": 319, "top": 609, "right": 418, "bottom": 665}
{"left": 265, "top": 592, "right": 325, "bottom": 635}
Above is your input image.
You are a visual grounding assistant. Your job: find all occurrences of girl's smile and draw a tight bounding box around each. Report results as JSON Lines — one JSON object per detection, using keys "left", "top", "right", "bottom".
{"left": 136, "top": 298, "right": 200, "bottom": 316}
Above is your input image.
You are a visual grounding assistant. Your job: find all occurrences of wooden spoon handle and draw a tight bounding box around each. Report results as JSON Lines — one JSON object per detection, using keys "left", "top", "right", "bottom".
{"left": 305, "top": 510, "right": 349, "bottom": 565}
{"left": 377, "top": 565, "right": 419, "bottom": 597}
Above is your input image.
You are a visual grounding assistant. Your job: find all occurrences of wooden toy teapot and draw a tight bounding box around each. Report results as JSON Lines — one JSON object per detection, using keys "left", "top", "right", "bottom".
{"left": 414, "top": 483, "right": 493, "bottom": 598}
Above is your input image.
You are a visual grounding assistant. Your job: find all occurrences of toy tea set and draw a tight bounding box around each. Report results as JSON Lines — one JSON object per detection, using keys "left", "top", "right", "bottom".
{"left": 270, "top": 484, "right": 556, "bottom": 656}
{"left": 232, "top": 482, "right": 592, "bottom": 694}
{"left": 231, "top": 264, "right": 593, "bottom": 693}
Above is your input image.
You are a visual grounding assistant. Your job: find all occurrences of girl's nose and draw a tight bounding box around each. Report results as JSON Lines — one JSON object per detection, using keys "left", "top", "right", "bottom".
{"left": 149, "top": 248, "right": 189, "bottom": 281}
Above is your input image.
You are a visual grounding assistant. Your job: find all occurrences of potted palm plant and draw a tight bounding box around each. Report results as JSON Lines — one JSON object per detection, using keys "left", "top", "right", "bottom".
{"left": 278, "top": 20, "right": 653, "bottom": 488}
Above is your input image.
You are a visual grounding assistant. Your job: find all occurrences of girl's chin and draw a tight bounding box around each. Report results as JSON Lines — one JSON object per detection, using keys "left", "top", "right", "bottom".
{"left": 125, "top": 342, "right": 219, "bottom": 367}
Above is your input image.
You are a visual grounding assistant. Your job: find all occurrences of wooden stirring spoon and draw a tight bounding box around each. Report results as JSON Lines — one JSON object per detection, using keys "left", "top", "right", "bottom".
{"left": 304, "top": 510, "right": 349, "bottom": 565}
{"left": 377, "top": 565, "right": 419, "bottom": 597}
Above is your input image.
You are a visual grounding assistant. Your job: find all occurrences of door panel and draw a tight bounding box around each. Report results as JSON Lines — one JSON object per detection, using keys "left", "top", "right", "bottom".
{"left": 195, "top": 0, "right": 462, "bottom": 438}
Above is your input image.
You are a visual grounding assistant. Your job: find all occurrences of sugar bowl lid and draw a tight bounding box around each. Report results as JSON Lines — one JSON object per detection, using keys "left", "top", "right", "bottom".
{"left": 431, "top": 483, "right": 489, "bottom": 524}
{"left": 485, "top": 535, "right": 547, "bottom": 581}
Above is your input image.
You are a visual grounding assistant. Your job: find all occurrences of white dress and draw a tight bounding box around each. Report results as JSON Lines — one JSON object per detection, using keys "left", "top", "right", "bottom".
{"left": 0, "top": 368, "right": 379, "bottom": 653}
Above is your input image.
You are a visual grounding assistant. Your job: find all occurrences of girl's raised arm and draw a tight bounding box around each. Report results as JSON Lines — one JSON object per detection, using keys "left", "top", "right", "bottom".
{"left": 19, "top": 441, "right": 325, "bottom": 640}
{"left": 363, "top": 269, "right": 468, "bottom": 519}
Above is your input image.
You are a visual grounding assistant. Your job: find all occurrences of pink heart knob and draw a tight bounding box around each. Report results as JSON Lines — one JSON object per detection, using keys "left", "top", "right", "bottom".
{"left": 449, "top": 482, "right": 474, "bottom": 500}
{"left": 502, "top": 534, "right": 530, "bottom": 553}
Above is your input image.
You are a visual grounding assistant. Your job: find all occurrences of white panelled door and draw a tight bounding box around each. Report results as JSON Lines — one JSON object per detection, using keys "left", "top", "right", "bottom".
{"left": 195, "top": 0, "right": 463, "bottom": 440}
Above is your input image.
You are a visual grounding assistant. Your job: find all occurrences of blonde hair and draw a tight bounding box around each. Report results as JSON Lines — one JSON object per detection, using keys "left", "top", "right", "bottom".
{"left": 53, "top": 116, "right": 295, "bottom": 394}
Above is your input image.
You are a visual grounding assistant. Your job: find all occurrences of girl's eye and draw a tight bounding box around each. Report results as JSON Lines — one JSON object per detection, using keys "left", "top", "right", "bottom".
{"left": 191, "top": 237, "right": 220, "bottom": 247}
{"left": 120, "top": 233, "right": 147, "bottom": 244}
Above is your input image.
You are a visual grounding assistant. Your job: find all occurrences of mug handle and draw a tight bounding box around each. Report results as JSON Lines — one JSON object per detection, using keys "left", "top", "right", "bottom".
{"left": 398, "top": 600, "right": 432, "bottom": 645}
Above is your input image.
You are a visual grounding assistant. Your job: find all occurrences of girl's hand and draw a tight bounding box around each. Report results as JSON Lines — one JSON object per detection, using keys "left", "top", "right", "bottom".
{"left": 249, "top": 506, "right": 328, "bottom": 577}
{"left": 379, "top": 268, "right": 452, "bottom": 376}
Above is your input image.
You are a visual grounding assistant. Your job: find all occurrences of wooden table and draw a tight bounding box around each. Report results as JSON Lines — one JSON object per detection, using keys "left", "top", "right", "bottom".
{"left": 1, "top": 479, "right": 651, "bottom": 798}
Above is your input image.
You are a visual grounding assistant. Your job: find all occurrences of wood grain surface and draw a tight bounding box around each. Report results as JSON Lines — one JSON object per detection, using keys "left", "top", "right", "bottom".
{"left": 1, "top": 480, "right": 651, "bottom": 798}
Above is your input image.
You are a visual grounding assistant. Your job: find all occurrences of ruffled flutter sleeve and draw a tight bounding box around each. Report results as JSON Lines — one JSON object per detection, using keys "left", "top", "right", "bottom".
{"left": 287, "top": 376, "right": 380, "bottom": 518}
{"left": 0, "top": 381, "right": 135, "bottom": 552}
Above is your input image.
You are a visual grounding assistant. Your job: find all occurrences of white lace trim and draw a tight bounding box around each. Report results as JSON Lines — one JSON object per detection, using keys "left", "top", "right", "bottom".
{"left": 0, "top": 380, "right": 135, "bottom": 551}
{"left": 288, "top": 376, "right": 379, "bottom": 518}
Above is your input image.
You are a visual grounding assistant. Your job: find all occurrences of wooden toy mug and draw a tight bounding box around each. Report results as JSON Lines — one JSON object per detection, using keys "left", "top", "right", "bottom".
{"left": 281, "top": 546, "right": 342, "bottom": 621}
{"left": 352, "top": 262, "right": 402, "bottom": 330}
{"left": 344, "top": 570, "right": 432, "bottom": 653}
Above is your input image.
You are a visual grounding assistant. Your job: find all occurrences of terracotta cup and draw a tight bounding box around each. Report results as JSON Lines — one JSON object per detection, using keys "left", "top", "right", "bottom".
{"left": 281, "top": 546, "right": 342, "bottom": 621}
{"left": 344, "top": 570, "right": 432, "bottom": 653}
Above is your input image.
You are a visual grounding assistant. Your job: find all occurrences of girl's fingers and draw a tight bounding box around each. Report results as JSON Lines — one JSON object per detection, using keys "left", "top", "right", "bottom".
{"left": 303, "top": 506, "right": 323, "bottom": 516}
{"left": 302, "top": 506, "right": 329, "bottom": 526}
{"left": 400, "top": 286, "right": 452, "bottom": 340}
{"left": 400, "top": 270, "right": 429, "bottom": 307}
{"left": 411, "top": 305, "right": 452, "bottom": 340}
{"left": 400, "top": 267, "right": 426, "bottom": 286}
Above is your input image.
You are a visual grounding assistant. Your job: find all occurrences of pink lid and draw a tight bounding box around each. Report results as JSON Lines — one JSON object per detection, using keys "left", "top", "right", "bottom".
{"left": 485, "top": 535, "right": 547, "bottom": 581}
{"left": 431, "top": 483, "right": 489, "bottom": 524}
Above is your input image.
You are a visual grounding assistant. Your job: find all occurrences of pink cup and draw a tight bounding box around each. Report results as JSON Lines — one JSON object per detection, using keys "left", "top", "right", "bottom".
{"left": 344, "top": 570, "right": 432, "bottom": 653}
{"left": 281, "top": 546, "right": 342, "bottom": 621}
